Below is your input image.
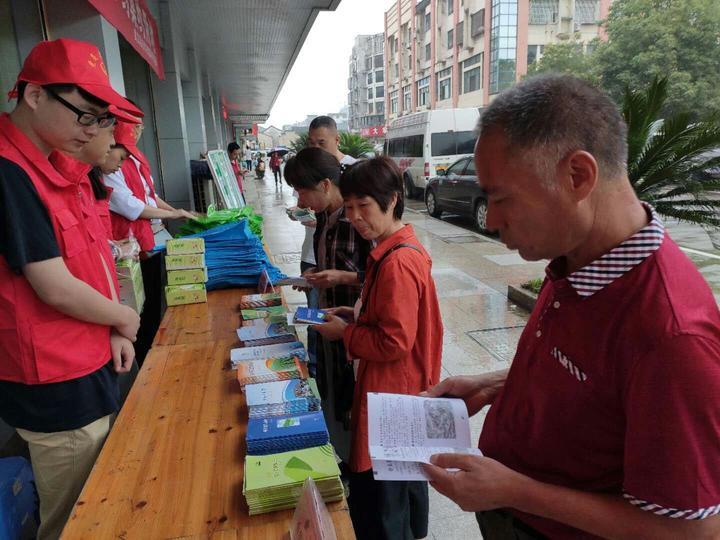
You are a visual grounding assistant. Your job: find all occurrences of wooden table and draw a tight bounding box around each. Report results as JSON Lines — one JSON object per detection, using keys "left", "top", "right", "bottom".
{"left": 62, "top": 289, "right": 356, "bottom": 539}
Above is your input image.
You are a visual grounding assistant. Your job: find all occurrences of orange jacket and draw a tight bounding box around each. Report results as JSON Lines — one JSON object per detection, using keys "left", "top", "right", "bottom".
{"left": 343, "top": 225, "right": 443, "bottom": 472}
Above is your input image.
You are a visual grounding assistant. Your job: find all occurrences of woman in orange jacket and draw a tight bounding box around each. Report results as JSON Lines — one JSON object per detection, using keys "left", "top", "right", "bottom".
{"left": 316, "top": 157, "right": 443, "bottom": 540}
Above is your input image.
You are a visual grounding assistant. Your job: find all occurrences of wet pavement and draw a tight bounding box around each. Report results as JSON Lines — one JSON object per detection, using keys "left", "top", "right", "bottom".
{"left": 243, "top": 170, "right": 720, "bottom": 539}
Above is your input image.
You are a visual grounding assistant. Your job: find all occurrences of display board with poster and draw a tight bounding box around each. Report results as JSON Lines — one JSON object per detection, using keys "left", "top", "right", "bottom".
{"left": 207, "top": 149, "right": 245, "bottom": 209}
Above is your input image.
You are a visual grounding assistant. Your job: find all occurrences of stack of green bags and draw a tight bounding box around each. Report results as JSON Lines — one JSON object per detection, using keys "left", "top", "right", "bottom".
{"left": 243, "top": 444, "right": 343, "bottom": 515}
{"left": 178, "top": 204, "right": 264, "bottom": 239}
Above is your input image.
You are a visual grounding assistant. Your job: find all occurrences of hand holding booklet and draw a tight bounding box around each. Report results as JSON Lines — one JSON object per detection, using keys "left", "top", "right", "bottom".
{"left": 368, "top": 393, "right": 482, "bottom": 481}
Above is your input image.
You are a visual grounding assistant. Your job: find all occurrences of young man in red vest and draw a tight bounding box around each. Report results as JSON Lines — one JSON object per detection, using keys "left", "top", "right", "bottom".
{"left": 0, "top": 38, "right": 142, "bottom": 540}
{"left": 104, "top": 118, "right": 194, "bottom": 364}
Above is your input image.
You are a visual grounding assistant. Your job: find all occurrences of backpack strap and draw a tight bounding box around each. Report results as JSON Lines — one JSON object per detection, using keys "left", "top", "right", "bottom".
{"left": 359, "top": 243, "right": 422, "bottom": 317}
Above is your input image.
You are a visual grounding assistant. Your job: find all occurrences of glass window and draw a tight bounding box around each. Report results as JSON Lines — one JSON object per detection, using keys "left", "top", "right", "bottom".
{"left": 394, "top": 63, "right": 399, "bottom": 78}
{"left": 456, "top": 131, "right": 477, "bottom": 154}
{"left": 463, "top": 66, "right": 481, "bottom": 93}
{"left": 390, "top": 91, "right": 398, "bottom": 113}
{"left": 368, "top": 88, "right": 373, "bottom": 100}
{"left": 431, "top": 131, "right": 477, "bottom": 156}
{"left": 376, "top": 86, "right": 385, "bottom": 98}
{"left": 425, "top": 42, "right": 431, "bottom": 60}
{"left": 368, "top": 102, "right": 374, "bottom": 114}
{"left": 376, "top": 69, "right": 384, "bottom": 83}
{"left": 529, "top": 0, "right": 559, "bottom": 24}
{"left": 464, "top": 53, "right": 482, "bottom": 67}
{"left": 437, "top": 68, "right": 452, "bottom": 101}
{"left": 447, "top": 29, "right": 454, "bottom": 49}
{"left": 417, "top": 76, "right": 430, "bottom": 107}
{"left": 527, "top": 44, "right": 544, "bottom": 65}
{"left": 425, "top": 12, "right": 431, "bottom": 32}
{"left": 446, "top": 159, "right": 468, "bottom": 175}
{"left": 464, "top": 158, "right": 476, "bottom": 177}
{"left": 403, "top": 85, "right": 412, "bottom": 111}
{"left": 575, "top": 0, "right": 599, "bottom": 23}
{"left": 471, "top": 9, "right": 485, "bottom": 36}
{"left": 490, "top": 0, "right": 518, "bottom": 94}
{"left": 367, "top": 72, "right": 373, "bottom": 85}
{"left": 447, "top": 0, "right": 453, "bottom": 15}
{"left": 457, "top": 21, "right": 464, "bottom": 47}
{"left": 374, "top": 54, "right": 384, "bottom": 68}
{"left": 377, "top": 101, "right": 385, "bottom": 114}
{"left": 366, "top": 57, "right": 373, "bottom": 71}
{"left": 432, "top": 133, "right": 456, "bottom": 156}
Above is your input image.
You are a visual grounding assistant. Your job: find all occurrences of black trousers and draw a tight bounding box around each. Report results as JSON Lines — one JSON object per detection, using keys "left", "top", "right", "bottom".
{"left": 272, "top": 167, "right": 281, "bottom": 183}
{"left": 476, "top": 509, "right": 548, "bottom": 540}
{"left": 348, "top": 469, "right": 429, "bottom": 540}
{"left": 135, "top": 252, "right": 163, "bottom": 366}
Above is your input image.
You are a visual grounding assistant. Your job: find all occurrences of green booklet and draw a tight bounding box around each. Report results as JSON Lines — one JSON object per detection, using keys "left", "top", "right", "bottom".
{"left": 241, "top": 305, "right": 288, "bottom": 320}
{"left": 244, "top": 444, "right": 340, "bottom": 492}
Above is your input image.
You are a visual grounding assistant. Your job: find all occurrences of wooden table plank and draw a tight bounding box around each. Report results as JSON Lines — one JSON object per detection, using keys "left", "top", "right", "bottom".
{"left": 62, "top": 289, "right": 355, "bottom": 539}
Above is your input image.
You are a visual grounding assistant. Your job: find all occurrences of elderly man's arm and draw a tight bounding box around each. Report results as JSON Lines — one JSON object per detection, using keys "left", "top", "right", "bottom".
{"left": 424, "top": 456, "right": 720, "bottom": 540}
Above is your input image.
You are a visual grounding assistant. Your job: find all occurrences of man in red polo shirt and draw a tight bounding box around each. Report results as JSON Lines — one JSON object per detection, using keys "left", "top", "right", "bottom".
{"left": 423, "top": 75, "right": 720, "bottom": 539}
{"left": 0, "top": 39, "right": 142, "bottom": 539}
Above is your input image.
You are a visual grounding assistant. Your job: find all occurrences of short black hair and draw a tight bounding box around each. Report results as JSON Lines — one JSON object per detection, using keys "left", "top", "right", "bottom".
{"left": 340, "top": 157, "right": 404, "bottom": 220}
{"left": 227, "top": 142, "right": 241, "bottom": 154}
{"left": 284, "top": 147, "right": 341, "bottom": 190}
{"left": 478, "top": 74, "right": 628, "bottom": 180}
{"left": 309, "top": 115, "right": 337, "bottom": 132}
{"left": 16, "top": 81, "right": 108, "bottom": 108}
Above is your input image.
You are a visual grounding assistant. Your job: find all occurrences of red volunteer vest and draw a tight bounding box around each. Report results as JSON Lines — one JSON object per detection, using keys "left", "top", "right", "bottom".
{"left": 0, "top": 114, "right": 112, "bottom": 384}
{"left": 110, "top": 157, "right": 156, "bottom": 251}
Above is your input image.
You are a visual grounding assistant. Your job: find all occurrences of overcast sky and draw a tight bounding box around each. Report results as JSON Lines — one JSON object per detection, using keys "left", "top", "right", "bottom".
{"left": 263, "top": 0, "right": 388, "bottom": 129}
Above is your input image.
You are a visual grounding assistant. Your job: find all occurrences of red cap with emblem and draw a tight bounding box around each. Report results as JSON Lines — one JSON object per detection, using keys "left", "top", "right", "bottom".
{"left": 9, "top": 38, "right": 143, "bottom": 118}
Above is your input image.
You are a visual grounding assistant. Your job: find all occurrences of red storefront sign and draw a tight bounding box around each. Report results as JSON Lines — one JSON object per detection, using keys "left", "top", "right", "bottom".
{"left": 88, "top": 0, "right": 165, "bottom": 79}
{"left": 360, "top": 125, "right": 388, "bottom": 138}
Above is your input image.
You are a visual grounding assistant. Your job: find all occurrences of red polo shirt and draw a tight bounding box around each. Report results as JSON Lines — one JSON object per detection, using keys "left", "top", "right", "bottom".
{"left": 480, "top": 215, "right": 720, "bottom": 538}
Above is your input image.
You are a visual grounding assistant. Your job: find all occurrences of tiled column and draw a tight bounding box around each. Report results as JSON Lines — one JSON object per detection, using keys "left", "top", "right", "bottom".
{"left": 150, "top": 0, "right": 193, "bottom": 210}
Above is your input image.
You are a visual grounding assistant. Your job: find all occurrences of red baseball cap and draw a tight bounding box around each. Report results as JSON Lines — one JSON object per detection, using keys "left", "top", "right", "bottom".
{"left": 109, "top": 105, "right": 141, "bottom": 124}
{"left": 9, "top": 38, "right": 143, "bottom": 118}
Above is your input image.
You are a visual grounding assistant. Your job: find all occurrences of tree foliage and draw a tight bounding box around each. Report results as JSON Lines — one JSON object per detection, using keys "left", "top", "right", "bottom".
{"left": 526, "top": 38, "right": 600, "bottom": 85}
{"left": 338, "top": 132, "right": 375, "bottom": 158}
{"left": 625, "top": 76, "right": 720, "bottom": 226}
{"left": 595, "top": 0, "right": 720, "bottom": 120}
{"left": 289, "top": 132, "right": 308, "bottom": 153}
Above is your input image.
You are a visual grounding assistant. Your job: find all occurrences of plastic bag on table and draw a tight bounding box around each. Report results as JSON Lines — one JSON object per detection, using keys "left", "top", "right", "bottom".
{"left": 112, "top": 235, "right": 141, "bottom": 261}
{"left": 290, "top": 477, "right": 338, "bottom": 540}
{"left": 178, "top": 204, "right": 264, "bottom": 238}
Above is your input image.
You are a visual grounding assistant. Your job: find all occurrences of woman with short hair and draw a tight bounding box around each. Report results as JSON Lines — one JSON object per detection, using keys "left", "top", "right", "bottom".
{"left": 316, "top": 156, "right": 443, "bottom": 540}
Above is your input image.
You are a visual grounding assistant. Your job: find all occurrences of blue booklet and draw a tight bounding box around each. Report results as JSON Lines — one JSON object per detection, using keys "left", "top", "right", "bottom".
{"left": 246, "top": 411, "right": 329, "bottom": 455}
{"left": 292, "top": 307, "right": 328, "bottom": 325}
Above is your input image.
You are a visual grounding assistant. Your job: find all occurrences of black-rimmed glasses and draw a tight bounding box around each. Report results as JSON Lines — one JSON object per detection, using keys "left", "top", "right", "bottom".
{"left": 45, "top": 88, "right": 116, "bottom": 128}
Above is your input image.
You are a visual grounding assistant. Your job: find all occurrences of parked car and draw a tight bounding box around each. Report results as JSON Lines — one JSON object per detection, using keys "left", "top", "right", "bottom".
{"left": 385, "top": 107, "right": 481, "bottom": 199}
{"left": 425, "top": 156, "right": 490, "bottom": 233}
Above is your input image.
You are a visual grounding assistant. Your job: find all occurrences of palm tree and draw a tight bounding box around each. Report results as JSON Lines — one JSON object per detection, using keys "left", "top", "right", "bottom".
{"left": 339, "top": 132, "right": 375, "bottom": 159}
{"left": 624, "top": 76, "right": 720, "bottom": 227}
{"left": 290, "top": 132, "right": 308, "bottom": 153}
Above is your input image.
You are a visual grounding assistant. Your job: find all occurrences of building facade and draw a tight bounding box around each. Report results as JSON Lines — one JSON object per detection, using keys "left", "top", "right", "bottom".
{"left": 384, "top": 0, "right": 613, "bottom": 124}
{"left": 347, "top": 33, "right": 386, "bottom": 131}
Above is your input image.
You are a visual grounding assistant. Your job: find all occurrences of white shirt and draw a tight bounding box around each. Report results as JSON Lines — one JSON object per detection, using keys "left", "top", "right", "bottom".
{"left": 104, "top": 156, "right": 159, "bottom": 223}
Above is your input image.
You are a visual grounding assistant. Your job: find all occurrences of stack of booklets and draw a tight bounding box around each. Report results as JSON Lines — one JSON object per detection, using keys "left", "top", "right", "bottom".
{"left": 246, "top": 411, "right": 329, "bottom": 455}
{"left": 243, "top": 444, "right": 344, "bottom": 515}
{"left": 116, "top": 258, "right": 145, "bottom": 313}
{"left": 239, "top": 292, "right": 282, "bottom": 309}
{"left": 164, "top": 238, "right": 208, "bottom": 306}
{"left": 231, "top": 341, "right": 307, "bottom": 369}
{"left": 237, "top": 355, "right": 309, "bottom": 387}
{"left": 245, "top": 378, "right": 321, "bottom": 418}
{"left": 237, "top": 319, "right": 296, "bottom": 346}
{"left": 241, "top": 305, "right": 288, "bottom": 320}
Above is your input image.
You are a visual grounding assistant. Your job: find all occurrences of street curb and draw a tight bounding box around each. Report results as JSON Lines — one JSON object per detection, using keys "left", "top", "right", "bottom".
{"left": 507, "top": 284, "right": 537, "bottom": 312}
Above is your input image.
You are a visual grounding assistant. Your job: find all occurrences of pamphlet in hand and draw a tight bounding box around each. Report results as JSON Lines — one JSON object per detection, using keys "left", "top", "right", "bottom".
{"left": 368, "top": 392, "right": 482, "bottom": 481}
{"left": 277, "top": 276, "right": 311, "bottom": 289}
{"left": 292, "top": 307, "right": 328, "bottom": 325}
{"left": 286, "top": 207, "right": 316, "bottom": 224}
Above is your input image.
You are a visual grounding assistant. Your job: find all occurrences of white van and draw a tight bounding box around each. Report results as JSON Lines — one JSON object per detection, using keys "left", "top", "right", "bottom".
{"left": 384, "top": 107, "right": 481, "bottom": 199}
